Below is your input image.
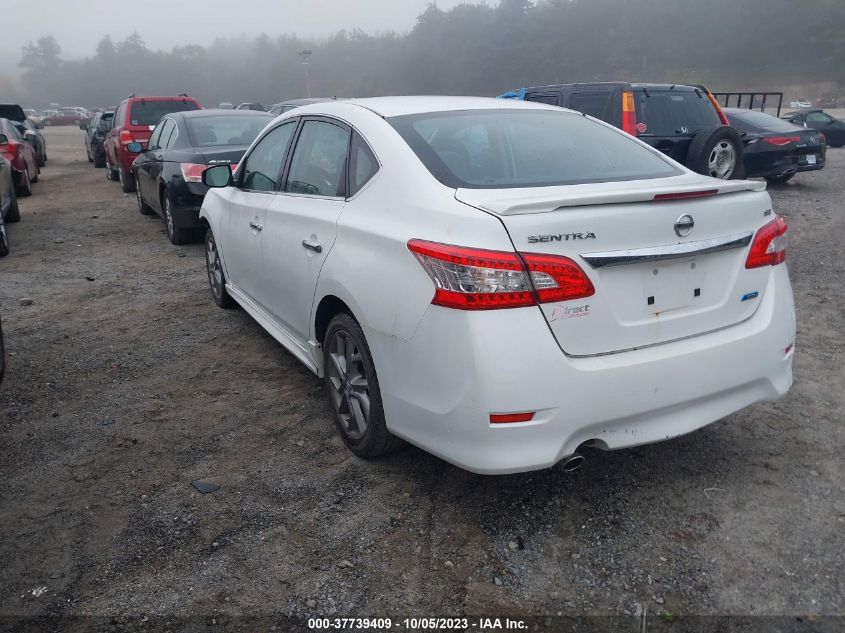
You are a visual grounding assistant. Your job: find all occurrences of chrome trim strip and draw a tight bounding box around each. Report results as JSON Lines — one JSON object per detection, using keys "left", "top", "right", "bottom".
{"left": 580, "top": 232, "right": 753, "bottom": 268}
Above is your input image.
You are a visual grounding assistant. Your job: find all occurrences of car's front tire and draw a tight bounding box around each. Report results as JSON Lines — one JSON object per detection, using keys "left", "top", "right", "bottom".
{"left": 118, "top": 167, "right": 135, "bottom": 193}
{"left": 204, "top": 228, "right": 236, "bottom": 309}
{"left": 5, "top": 188, "right": 20, "bottom": 223}
{"left": 323, "top": 313, "right": 403, "bottom": 458}
{"left": 17, "top": 170, "right": 32, "bottom": 197}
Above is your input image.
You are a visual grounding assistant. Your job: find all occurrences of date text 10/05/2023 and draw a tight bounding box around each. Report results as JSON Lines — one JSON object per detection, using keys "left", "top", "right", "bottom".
{"left": 307, "top": 617, "right": 528, "bottom": 630}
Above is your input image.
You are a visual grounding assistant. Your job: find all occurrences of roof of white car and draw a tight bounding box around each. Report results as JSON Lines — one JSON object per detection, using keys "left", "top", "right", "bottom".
{"left": 325, "top": 96, "right": 565, "bottom": 118}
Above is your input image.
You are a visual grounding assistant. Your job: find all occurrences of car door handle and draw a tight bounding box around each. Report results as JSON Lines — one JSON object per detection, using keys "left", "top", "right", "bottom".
{"left": 302, "top": 239, "right": 323, "bottom": 253}
{"left": 249, "top": 220, "right": 263, "bottom": 231}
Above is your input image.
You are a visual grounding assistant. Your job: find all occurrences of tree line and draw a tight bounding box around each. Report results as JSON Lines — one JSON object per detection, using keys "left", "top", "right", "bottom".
{"left": 17, "top": 0, "right": 845, "bottom": 109}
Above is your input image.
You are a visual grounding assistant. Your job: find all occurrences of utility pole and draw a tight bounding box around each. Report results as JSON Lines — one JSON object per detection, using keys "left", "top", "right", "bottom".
{"left": 299, "top": 49, "right": 312, "bottom": 98}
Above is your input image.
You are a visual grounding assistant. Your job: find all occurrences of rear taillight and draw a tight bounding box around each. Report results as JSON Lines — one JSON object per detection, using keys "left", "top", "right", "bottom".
{"left": 407, "top": 239, "right": 594, "bottom": 310}
{"left": 819, "top": 133, "right": 826, "bottom": 144}
{"left": 745, "top": 216, "right": 787, "bottom": 269}
{"left": 621, "top": 91, "right": 637, "bottom": 136}
{"left": 762, "top": 136, "right": 801, "bottom": 146}
{"left": 119, "top": 129, "right": 133, "bottom": 145}
{"left": 180, "top": 163, "right": 207, "bottom": 183}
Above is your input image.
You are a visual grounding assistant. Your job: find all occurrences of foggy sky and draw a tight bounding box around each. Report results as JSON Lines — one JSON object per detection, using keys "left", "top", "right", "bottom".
{"left": 0, "top": 0, "right": 475, "bottom": 73}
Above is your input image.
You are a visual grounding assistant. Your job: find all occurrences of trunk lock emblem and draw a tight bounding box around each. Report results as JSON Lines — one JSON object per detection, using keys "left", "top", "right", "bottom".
{"left": 674, "top": 214, "right": 695, "bottom": 237}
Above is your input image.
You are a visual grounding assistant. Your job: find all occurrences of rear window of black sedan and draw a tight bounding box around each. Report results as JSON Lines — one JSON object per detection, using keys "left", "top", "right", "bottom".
{"left": 186, "top": 115, "right": 271, "bottom": 147}
{"left": 389, "top": 109, "right": 680, "bottom": 189}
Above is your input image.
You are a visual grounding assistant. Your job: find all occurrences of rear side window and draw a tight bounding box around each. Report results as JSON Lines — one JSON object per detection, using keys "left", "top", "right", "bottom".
{"left": 634, "top": 90, "right": 721, "bottom": 136}
{"left": 129, "top": 100, "right": 199, "bottom": 126}
{"left": 389, "top": 109, "right": 679, "bottom": 189}
{"left": 726, "top": 110, "right": 798, "bottom": 133}
{"left": 349, "top": 132, "right": 378, "bottom": 196}
{"left": 570, "top": 92, "right": 614, "bottom": 121}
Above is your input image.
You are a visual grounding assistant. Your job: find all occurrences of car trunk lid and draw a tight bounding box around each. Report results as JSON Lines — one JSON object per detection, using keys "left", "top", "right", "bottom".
{"left": 456, "top": 176, "right": 774, "bottom": 356}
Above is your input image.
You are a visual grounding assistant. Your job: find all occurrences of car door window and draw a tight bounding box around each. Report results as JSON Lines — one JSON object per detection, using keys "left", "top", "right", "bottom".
{"left": 241, "top": 121, "right": 296, "bottom": 192}
{"left": 348, "top": 132, "right": 379, "bottom": 196}
{"left": 284, "top": 119, "right": 350, "bottom": 197}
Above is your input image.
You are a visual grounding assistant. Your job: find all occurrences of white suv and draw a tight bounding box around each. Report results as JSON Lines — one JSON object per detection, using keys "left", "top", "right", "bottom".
{"left": 199, "top": 97, "right": 795, "bottom": 475}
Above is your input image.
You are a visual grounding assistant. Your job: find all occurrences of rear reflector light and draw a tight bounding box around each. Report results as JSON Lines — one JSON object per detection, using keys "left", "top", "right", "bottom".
{"left": 762, "top": 136, "right": 801, "bottom": 146}
{"left": 407, "top": 239, "right": 594, "bottom": 310}
{"left": 621, "top": 91, "right": 637, "bottom": 136}
{"left": 653, "top": 189, "right": 718, "bottom": 202}
{"left": 119, "top": 129, "right": 133, "bottom": 145}
{"left": 490, "top": 412, "right": 535, "bottom": 424}
{"left": 180, "top": 163, "right": 207, "bottom": 183}
{"left": 745, "top": 216, "right": 787, "bottom": 268}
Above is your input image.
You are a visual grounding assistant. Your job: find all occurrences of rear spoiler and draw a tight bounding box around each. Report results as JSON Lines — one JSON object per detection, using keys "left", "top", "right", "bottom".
{"left": 456, "top": 179, "right": 767, "bottom": 216}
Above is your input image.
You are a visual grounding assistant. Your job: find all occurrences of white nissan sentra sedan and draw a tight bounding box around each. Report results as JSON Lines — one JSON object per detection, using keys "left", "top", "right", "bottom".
{"left": 199, "top": 96, "right": 795, "bottom": 475}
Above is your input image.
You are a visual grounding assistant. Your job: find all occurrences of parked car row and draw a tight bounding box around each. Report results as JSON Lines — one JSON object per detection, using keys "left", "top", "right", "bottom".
{"left": 499, "top": 82, "right": 839, "bottom": 186}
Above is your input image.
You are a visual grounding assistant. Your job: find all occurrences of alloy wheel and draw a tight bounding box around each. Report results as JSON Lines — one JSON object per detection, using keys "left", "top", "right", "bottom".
{"left": 326, "top": 330, "right": 371, "bottom": 441}
{"left": 205, "top": 233, "right": 224, "bottom": 300}
{"left": 164, "top": 196, "right": 174, "bottom": 239}
{"left": 708, "top": 140, "right": 736, "bottom": 179}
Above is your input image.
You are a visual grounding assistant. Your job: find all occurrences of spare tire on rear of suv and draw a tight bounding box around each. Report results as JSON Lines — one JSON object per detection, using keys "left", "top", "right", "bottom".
{"left": 686, "top": 126, "right": 744, "bottom": 180}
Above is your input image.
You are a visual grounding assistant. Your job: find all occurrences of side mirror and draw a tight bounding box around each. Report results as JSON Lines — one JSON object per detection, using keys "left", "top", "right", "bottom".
{"left": 96, "top": 122, "right": 110, "bottom": 134}
{"left": 35, "top": 122, "right": 45, "bottom": 129}
{"left": 202, "top": 164, "right": 232, "bottom": 188}
{"left": 126, "top": 141, "right": 143, "bottom": 154}
{"left": 78, "top": 119, "right": 89, "bottom": 130}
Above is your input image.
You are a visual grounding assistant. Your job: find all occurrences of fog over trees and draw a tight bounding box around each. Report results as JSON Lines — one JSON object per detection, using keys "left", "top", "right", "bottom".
{"left": 16, "top": 0, "right": 845, "bottom": 108}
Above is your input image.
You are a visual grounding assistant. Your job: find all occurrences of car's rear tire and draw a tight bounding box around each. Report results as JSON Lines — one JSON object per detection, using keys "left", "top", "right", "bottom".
{"left": 5, "top": 188, "right": 20, "bottom": 223}
{"left": 765, "top": 173, "right": 795, "bottom": 185}
{"left": 105, "top": 156, "right": 117, "bottom": 181}
{"left": 162, "top": 192, "right": 191, "bottom": 244}
{"left": 204, "top": 228, "right": 236, "bottom": 309}
{"left": 0, "top": 212, "right": 9, "bottom": 257}
{"left": 323, "top": 313, "right": 403, "bottom": 458}
{"left": 17, "top": 170, "right": 32, "bottom": 197}
{"left": 686, "top": 126, "right": 744, "bottom": 180}
{"left": 93, "top": 153, "right": 105, "bottom": 168}
{"left": 135, "top": 177, "right": 155, "bottom": 215}
{"left": 118, "top": 167, "right": 135, "bottom": 193}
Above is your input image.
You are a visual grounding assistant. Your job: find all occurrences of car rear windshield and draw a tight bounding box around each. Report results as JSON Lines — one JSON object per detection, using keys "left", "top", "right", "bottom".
{"left": 634, "top": 90, "right": 722, "bottom": 137}
{"left": 129, "top": 100, "right": 199, "bottom": 126}
{"left": 388, "top": 109, "right": 680, "bottom": 189}
{"left": 726, "top": 110, "right": 799, "bottom": 133}
{"left": 186, "top": 115, "right": 270, "bottom": 147}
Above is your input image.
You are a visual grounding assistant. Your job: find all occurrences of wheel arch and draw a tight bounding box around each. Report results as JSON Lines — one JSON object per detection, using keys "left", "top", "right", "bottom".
{"left": 314, "top": 294, "right": 356, "bottom": 349}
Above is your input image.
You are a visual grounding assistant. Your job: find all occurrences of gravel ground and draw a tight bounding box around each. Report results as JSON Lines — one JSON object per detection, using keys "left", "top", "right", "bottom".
{"left": 0, "top": 127, "right": 843, "bottom": 630}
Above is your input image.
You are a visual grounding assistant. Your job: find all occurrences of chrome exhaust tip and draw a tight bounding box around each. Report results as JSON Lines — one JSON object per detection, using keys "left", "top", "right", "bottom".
{"left": 561, "top": 453, "right": 585, "bottom": 472}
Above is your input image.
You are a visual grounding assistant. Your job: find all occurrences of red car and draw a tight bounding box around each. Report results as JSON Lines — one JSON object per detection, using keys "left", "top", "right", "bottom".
{"left": 0, "top": 118, "right": 38, "bottom": 196}
{"left": 44, "top": 108, "right": 87, "bottom": 126}
{"left": 104, "top": 95, "right": 202, "bottom": 193}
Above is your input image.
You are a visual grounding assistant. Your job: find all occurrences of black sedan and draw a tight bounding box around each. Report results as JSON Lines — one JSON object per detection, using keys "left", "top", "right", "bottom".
{"left": 0, "top": 103, "right": 47, "bottom": 167}
{"left": 0, "top": 155, "right": 20, "bottom": 256}
{"left": 130, "top": 109, "right": 273, "bottom": 244}
{"left": 84, "top": 110, "right": 113, "bottom": 168}
{"left": 781, "top": 109, "right": 845, "bottom": 147}
{"left": 725, "top": 108, "right": 825, "bottom": 184}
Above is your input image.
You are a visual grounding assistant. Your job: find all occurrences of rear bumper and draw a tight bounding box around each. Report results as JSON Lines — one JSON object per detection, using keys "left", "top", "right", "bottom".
{"left": 369, "top": 265, "right": 795, "bottom": 474}
{"left": 169, "top": 182, "right": 207, "bottom": 228}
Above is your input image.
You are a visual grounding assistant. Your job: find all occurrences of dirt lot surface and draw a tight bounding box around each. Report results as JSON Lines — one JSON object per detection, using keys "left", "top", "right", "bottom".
{"left": 1, "top": 127, "right": 843, "bottom": 629}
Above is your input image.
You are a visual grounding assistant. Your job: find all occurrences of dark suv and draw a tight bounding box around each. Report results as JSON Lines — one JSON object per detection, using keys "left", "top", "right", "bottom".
{"left": 83, "top": 110, "right": 113, "bottom": 168}
{"left": 500, "top": 82, "right": 744, "bottom": 180}
{"left": 104, "top": 94, "right": 202, "bottom": 192}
